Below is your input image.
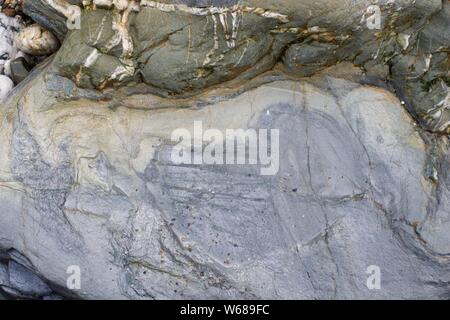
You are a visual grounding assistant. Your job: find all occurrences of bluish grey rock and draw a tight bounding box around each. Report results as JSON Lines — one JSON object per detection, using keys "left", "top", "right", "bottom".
{"left": 8, "top": 261, "right": 52, "bottom": 298}
{"left": 0, "top": 61, "right": 448, "bottom": 299}
{"left": 0, "top": 0, "right": 448, "bottom": 300}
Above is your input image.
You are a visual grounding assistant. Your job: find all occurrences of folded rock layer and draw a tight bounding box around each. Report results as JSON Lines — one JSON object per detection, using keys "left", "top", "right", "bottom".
{"left": 0, "top": 61, "right": 449, "bottom": 298}
{"left": 0, "top": 0, "right": 448, "bottom": 299}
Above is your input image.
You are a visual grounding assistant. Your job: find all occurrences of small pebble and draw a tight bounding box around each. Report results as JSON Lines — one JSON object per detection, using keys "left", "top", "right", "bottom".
{"left": 15, "top": 24, "right": 60, "bottom": 56}
{"left": 2, "top": 8, "right": 16, "bottom": 17}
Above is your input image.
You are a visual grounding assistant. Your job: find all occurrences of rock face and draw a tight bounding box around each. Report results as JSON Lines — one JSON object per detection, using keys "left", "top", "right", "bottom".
{"left": 0, "top": 61, "right": 449, "bottom": 299}
{"left": 40, "top": 0, "right": 450, "bottom": 133}
{"left": 15, "top": 24, "right": 60, "bottom": 56}
{"left": 0, "top": 249, "right": 63, "bottom": 299}
{"left": 0, "top": 0, "right": 449, "bottom": 299}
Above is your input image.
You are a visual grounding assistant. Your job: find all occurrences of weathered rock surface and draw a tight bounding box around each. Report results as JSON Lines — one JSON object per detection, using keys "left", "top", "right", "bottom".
{"left": 0, "top": 0, "right": 448, "bottom": 300}
{"left": 22, "top": 0, "right": 71, "bottom": 41}
{"left": 23, "top": 0, "right": 449, "bottom": 133}
{"left": 0, "top": 59, "right": 449, "bottom": 299}
{"left": 20, "top": 0, "right": 450, "bottom": 132}
{"left": 9, "top": 56, "right": 32, "bottom": 84}
{"left": 0, "top": 11, "right": 28, "bottom": 98}
{"left": 15, "top": 24, "right": 60, "bottom": 56}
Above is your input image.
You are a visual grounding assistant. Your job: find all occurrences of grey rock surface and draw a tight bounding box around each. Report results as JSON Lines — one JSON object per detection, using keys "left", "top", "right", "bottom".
{"left": 0, "top": 59, "right": 449, "bottom": 298}
{"left": 22, "top": 0, "right": 69, "bottom": 42}
{"left": 283, "top": 42, "right": 338, "bottom": 77}
{"left": 0, "top": 0, "right": 448, "bottom": 300}
{"left": 35, "top": 0, "right": 449, "bottom": 133}
{"left": 9, "top": 57, "right": 32, "bottom": 84}
{"left": 0, "top": 249, "right": 62, "bottom": 299}
{"left": 0, "top": 263, "right": 8, "bottom": 287}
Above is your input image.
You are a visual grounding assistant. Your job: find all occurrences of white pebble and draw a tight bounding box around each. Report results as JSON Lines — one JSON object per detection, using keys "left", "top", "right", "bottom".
{"left": 94, "top": 0, "right": 113, "bottom": 9}
{"left": 0, "top": 75, "right": 14, "bottom": 101}
{"left": 15, "top": 24, "right": 60, "bottom": 56}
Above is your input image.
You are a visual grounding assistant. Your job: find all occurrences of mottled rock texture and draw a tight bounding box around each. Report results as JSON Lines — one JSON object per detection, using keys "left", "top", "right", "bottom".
{"left": 29, "top": 0, "right": 449, "bottom": 133}
{"left": 0, "top": 0, "right": 449, "bottom": 299}
{"left": 0, "top": 249, "right": 63, "bottom": 299}
{"left": 0, "top": 63, "right": 449, "bottom": 299}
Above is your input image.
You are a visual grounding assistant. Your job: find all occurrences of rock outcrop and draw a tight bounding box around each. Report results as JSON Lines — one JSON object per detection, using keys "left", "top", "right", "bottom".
{"left": 0, "top": 0, "right": 448, "bottom": 299}
{"left": 29, "top": 0, "right": 449, "bottom": 133}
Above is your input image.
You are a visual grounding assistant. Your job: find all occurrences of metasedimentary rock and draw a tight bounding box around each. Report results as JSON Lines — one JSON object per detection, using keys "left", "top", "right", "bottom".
{"left": 22, "top": 0, "right": 75, "bottom": 41}
{"left": 0, "top": 0, "right": 448, "bottom": 300}
{"left": 0, "top": 58, "right": 449, "bottom": 298}
{"left": 15, "top": 24, "right": 60, "bottom": 55}
{"left": 24, "top": 0, "right": 449, "bottom": 133}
